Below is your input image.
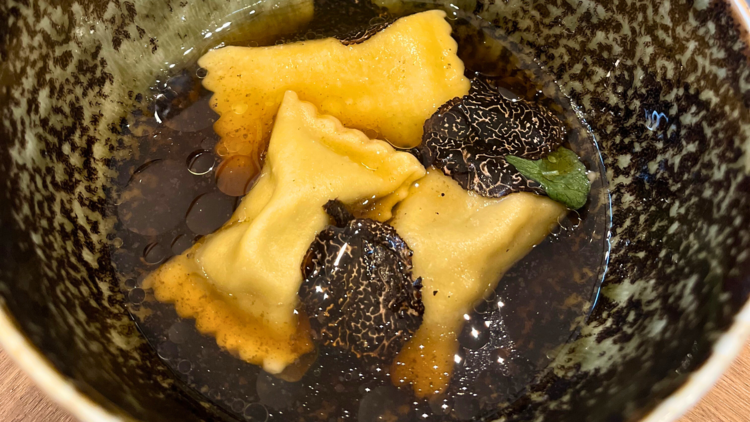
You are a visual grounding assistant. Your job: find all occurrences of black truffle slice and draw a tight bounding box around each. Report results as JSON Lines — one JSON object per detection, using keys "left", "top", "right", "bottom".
{"left": 416, "top": 78, "right": 566, "bottom": 198}
{"left": 338, "top": 17, "right": 396, "bottom": 46}
{"left": 299, "top": 200, "right": 424, "bottom": 362}
{"left": 302, "top": 0, "right": 393, "bottom": 46}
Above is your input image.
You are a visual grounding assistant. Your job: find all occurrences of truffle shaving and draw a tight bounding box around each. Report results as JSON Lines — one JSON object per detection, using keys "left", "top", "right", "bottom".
{"left": 299, "top": 200, "right": 424, "bottom": 362}
{"left": 417, "top": 78, "right": 566, "bottom": 197}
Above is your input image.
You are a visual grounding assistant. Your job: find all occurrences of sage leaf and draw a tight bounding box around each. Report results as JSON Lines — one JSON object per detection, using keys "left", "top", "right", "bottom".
{"left": 506, "top": 147, "right": 591, "bottom": 209}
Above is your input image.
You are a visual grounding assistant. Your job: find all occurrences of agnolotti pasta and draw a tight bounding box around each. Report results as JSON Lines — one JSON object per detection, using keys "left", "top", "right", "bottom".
{"left": 145, "top": 91, "right": 424, "bottom": 373}
{"left": 198, "top": 9, "right": 470, "bottom": 164}
{"left": 390, "top": 170, "right": 567, "bottom": 396}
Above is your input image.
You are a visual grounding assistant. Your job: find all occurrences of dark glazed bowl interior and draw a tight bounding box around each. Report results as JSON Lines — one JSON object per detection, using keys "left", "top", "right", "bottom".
{"left": 1, "top": 0, "right": 750, "bottom": 421}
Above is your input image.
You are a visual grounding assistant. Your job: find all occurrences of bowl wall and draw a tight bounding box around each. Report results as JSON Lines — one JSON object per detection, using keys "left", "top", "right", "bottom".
{"left": 1, "top": 0, "right": 750, "bottom": 421}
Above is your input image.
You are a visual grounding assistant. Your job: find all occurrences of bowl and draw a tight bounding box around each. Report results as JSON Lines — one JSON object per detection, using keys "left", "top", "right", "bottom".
{"left": 1, "top": 0, "right": 750, "bottom": 421}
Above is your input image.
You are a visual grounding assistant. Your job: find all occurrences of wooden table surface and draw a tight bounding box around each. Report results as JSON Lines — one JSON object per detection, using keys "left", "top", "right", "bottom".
{"left": 1, "top": 343, "right": 749, "bottom": 422}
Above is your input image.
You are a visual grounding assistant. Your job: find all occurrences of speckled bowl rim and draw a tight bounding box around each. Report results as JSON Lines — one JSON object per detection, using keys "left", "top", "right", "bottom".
{"left": 1, "top": 1, "right": 750, "bottom": 421}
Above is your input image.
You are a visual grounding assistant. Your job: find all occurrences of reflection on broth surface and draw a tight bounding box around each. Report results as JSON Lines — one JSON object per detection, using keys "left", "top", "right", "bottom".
{"left": 107, "top": 1, "right": 610, "bottom": 420}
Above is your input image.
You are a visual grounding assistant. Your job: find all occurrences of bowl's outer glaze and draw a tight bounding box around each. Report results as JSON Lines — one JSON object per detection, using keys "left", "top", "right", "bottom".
{"left": 1, "top": 0, "right": 750, "bottom": 421}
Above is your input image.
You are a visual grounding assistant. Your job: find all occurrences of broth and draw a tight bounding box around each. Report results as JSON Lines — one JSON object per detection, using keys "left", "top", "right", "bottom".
{"left": 107, "top": 2, "right": 610, "bottom": 421}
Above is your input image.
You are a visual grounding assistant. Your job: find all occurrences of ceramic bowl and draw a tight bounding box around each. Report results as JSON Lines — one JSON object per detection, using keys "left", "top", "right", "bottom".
{"left": 1, "top": 0, "right": 750, "bottom": 421}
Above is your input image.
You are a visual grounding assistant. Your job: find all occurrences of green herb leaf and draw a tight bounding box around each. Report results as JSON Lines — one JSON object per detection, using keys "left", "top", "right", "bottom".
{"left": 506, "top": 147, "right": 591, "bottom": 209}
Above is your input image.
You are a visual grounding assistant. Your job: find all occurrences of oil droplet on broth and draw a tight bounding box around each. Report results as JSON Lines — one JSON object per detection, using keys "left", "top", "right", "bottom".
{"left": 170, "top": 234, "right": 194, "bottom": 255}
{"left": 118, "top": 160, "right": 196, "bottom": 236}
{"left": 129, "top": 288, "right": 146, "bottom": 304}
{"left": 244, "top": 404, "right": 269, "bottom": 422}
{"left": 143, "top": 242, "right": 169, "bottom": 264}
{"left": 215, "top": 155, "right": 261, "bottom": 196}
{"left": 157, "top": 341, "right": 179, "bottom": 361}
{"left": 186, "top": 149, "right": 216, "bottom": 175}
{"left": 123, "top": 278, "right": 137, "bottom": 290}
{"left": 178, "top": 360, "right": 193, "bottom": 374}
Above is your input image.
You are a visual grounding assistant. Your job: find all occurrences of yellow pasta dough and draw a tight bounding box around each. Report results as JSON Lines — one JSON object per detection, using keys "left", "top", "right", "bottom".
{"left": 198, "top": 9, "right": 470, "bottom": 164}
{"left": 145, "top": 91, "right": 424, "bottom": 373}
{"left": 390, "top": 170, "right": 567, "bottom": 396}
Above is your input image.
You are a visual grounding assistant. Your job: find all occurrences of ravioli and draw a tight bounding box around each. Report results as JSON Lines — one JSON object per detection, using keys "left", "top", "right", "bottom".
{"left": 144, "top": 252, "right": 315, "bottom": 374}
{"left": 389, "top": 170, "right": 567, "bottom": 396}
{"left": 145, "top": 92, "right": 424, "bottom": 373}
{"left": 199, "top": 9, "right": 470, "bottom": 164}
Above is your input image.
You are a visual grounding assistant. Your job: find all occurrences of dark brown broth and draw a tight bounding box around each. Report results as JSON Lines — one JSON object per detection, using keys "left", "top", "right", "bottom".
{"left": 107, "top": 2, "right": 610, "bottom": 421}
